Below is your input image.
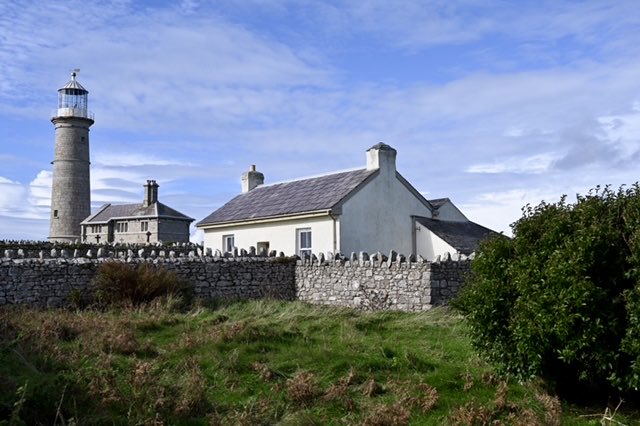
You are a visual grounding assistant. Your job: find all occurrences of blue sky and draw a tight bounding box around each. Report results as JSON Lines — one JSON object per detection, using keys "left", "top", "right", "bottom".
{"left": 1, "top": 0, "right": 640, "bottom": 242}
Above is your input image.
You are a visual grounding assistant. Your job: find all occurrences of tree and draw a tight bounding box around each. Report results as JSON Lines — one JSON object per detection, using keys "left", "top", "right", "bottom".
{"left": 455, "top": 185, "right": 640, "bottom": 394}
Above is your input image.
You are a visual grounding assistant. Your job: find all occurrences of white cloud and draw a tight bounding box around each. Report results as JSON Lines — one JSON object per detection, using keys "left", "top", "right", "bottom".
{"left": 461, "top": 188, "right": 568, "bottom": 236}
{"left": 27, "top": 170, "right": 52, "bottom": 209}
{"left": 93, "top": 152, "right": 194, "bottom": 168}
{"left": 466, "top": 153, "right": 558, "bottom": 174}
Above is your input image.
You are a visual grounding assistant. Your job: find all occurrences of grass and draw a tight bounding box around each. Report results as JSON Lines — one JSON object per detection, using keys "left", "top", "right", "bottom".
{"left": 0, "top": 299, "right": 637, "bottom": 425}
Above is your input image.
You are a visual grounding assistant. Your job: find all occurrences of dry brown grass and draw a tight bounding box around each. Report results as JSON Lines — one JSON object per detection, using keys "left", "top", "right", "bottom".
{"left": 324, "top": 368, "right": 357, "bottom": 401}
{"left": 286, "top": 371, "right": 320, "bottom": 406}
{"left": 87, "top": 355, "right": 122, "bottom": 406}
{"left": 462, "top": 371, "right": 474, "bottom": 392}
{"left": 448, "top": 382, "right": 558, "bottom": 426}
{"left": 535, "top": 390, "right": 561, "bottom": 426}
{"left": 481, "top": 372, "right": 499, "bottom": 386}
{"left": 413, "top": 383, "right": 439, "bottom": 414}
{"left": 385, "top": 380, "right": 439, "bottom": 415}
{"left": 173, "top": 359, "right": 208, "bottom": 417}
{"left": 252, "top": 362, "right": 275, "bottom": 381}
{"left": 362, "top": 401, "right": 411, "bottom": 426}
{"left": 494, "top": 381, "right": 509, "bottom": 411}
{"left": 102, "top": 329, "right": 140, "bottom": 355}
{"left": 448, "top": 401, "right": 494, "bottom": 425}
{"left": 362, "top": 376, "right": 384, "bottom": 397}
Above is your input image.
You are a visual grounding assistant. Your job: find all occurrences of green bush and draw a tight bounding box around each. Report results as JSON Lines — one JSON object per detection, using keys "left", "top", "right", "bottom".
{"left": 454, "top": 185, "right": 640, "bottom": 394}
{"left": 91, "top": 261, "right": 191, "bottom": 307}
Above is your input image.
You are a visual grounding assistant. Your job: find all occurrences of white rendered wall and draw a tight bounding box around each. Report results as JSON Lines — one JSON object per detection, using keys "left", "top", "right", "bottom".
{"left": 338, "top": 172, "right": 432, "bottom": 256}
{"left": 415, "top": 228, "right": 456, "bottom": 261}
{"left": 435, "top": 200, "right": 468, "bottom": 222}
{"left": 202, "top": 216, "right": 336, "bottom": 255}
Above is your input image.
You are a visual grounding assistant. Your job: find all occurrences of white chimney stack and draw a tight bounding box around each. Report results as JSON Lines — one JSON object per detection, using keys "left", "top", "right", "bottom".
{"left": 242, "top": 164, "right": 264, "bottom": 193}
{"left": 366, "top": 143, "right": 397, "bottom": 175}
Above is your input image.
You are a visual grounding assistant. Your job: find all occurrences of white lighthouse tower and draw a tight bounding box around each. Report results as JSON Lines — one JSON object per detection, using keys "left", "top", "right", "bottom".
{"left": 48, "top": 70, "right": 94, "bottom": 243}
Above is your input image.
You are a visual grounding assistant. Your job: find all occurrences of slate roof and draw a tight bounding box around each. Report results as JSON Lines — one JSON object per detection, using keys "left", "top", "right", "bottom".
{"left": 198, "top": 168, "right": 378, "bottom": 226}
{"left": 83, "top": 202, "right": 193, "bottom": 223}
{"left": 415, "top": 216, "right": 499, "bottom": 255}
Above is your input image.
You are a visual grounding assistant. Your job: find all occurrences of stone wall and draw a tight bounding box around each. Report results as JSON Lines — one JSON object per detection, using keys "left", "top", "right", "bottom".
{"left": 0, "top": 241, "right": 202, "bottom": 260}
{"left": 0, "top": 256, "right": 296, "bottom": 308}
{"left": 296, "top": 254, "right": 469, "bottom": 311}
{"left": 0, "top": 245, "right": 471, "bottom": 311}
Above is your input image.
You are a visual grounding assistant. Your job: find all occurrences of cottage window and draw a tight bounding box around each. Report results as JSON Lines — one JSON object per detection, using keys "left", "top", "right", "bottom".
{"left": 297, "top": 228, "right": 312, "bottom": 258}
{"left": 223, "top": 234, "right": 235, "bottom": 253}
{"left": 141, "top": 221, "right": 149, "bottom": 232}
{"left": 116, "top": 222, "right": 128, "bottom": 233}
{"left": 90, "top": 224, "right": 102, "bottom": 233}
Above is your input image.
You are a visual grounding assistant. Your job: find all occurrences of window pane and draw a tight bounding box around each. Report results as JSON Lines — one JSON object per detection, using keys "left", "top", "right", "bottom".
{"left": 223, "top": 235, "right": 234, "bottom": 252}
{"left": 297, "top": 228, "right": 312, "bottom": 257}
{"left": 300, "top": 231, "right": 311, "bottom": 249}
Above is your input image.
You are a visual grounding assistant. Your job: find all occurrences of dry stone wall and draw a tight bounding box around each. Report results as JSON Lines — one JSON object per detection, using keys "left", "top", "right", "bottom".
{"left": 0, "top": 244, "right": 471, "bottom": 311}
{"left": 295, "top": 253, "right": 470, "bottom": 310}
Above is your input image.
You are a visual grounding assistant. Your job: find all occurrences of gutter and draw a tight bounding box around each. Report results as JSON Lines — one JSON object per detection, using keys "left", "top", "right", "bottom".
{"left": 196, "top": 210, "right": 332, "bottom": 230}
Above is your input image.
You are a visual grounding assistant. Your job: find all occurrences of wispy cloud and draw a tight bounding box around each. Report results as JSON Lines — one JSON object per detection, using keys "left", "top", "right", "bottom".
{"left": 467, "top": 153, "right": 558, "bottom": 174}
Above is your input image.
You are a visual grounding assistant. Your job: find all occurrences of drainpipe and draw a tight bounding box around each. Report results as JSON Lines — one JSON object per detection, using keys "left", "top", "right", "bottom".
{"left": 329, "top": 213, "right": 338, "bottom": 254}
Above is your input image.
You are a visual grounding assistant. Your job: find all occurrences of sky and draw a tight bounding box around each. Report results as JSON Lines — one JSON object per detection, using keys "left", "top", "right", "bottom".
{"left": 1, "top": 0, "right": 640, "bottom": 243}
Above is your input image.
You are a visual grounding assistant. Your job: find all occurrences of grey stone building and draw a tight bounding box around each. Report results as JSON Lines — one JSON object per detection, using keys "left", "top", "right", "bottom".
{"left": 49, "top": 71, "right": 94, "bottom": 243}
{"left": 81, "top": 180, "right": 194, "bottom": 244}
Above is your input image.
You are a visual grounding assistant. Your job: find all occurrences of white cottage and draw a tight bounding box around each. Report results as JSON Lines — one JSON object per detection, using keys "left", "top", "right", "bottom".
{"left": 197, "top": 144, "right": 497, "bottom": 259}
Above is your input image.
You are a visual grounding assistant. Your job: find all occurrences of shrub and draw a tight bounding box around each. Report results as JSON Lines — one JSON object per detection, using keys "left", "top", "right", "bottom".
{"left": 91, "top": 261, "right": 191, "bottom": 307}
{"left": 454, "top": 185, "right": 640, "bottom": 394}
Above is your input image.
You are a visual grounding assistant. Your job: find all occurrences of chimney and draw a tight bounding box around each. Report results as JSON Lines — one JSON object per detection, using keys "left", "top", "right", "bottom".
{"left": 366, "top": 143, "right": 397, "bottom": 174}
{"left": 143, "top": 180, "right": 159, "bottom": 207}
{"left": 241, "top": 165, "right": 264, "bottom": 193}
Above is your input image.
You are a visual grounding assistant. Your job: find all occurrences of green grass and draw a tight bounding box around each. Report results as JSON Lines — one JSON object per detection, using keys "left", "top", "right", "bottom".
{"left": 0, "top": 300, "right": 637, "bottom": 425}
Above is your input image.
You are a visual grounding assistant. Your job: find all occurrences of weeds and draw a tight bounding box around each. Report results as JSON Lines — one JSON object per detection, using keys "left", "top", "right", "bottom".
{"left": 362, "top": 377, "right": 383, "bottom": 397}
{"left": 0, "top": 301, "right": 635, "bottom": 424}
{"left": 362, "top": 402, "right": 411, "bottom": 426}
{"left": 535, "top": 390, "right": 561, "bottom": 426}
{"left": 92, "top": 261, "right": 191, "bottom": 307}
{"left": 286, "top": 371, "right": 319, "bottom": 406}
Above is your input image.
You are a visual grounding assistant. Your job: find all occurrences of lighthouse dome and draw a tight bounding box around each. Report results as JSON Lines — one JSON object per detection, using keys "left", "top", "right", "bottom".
{"left": 55, "top": 70, "right": 93, "bottom": 120}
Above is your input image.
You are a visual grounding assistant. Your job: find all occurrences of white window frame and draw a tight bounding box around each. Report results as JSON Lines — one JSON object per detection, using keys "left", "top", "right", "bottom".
{"left": 223, "top": 234, "right": 235, "bottom": 253}
{"left": 296, "top": 228, "right": 312, "bottom": 258}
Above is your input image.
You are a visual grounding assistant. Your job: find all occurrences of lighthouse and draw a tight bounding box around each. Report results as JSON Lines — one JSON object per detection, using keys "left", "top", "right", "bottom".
{"left": 48, "top": 70, "right": 94, "bottom": 243}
